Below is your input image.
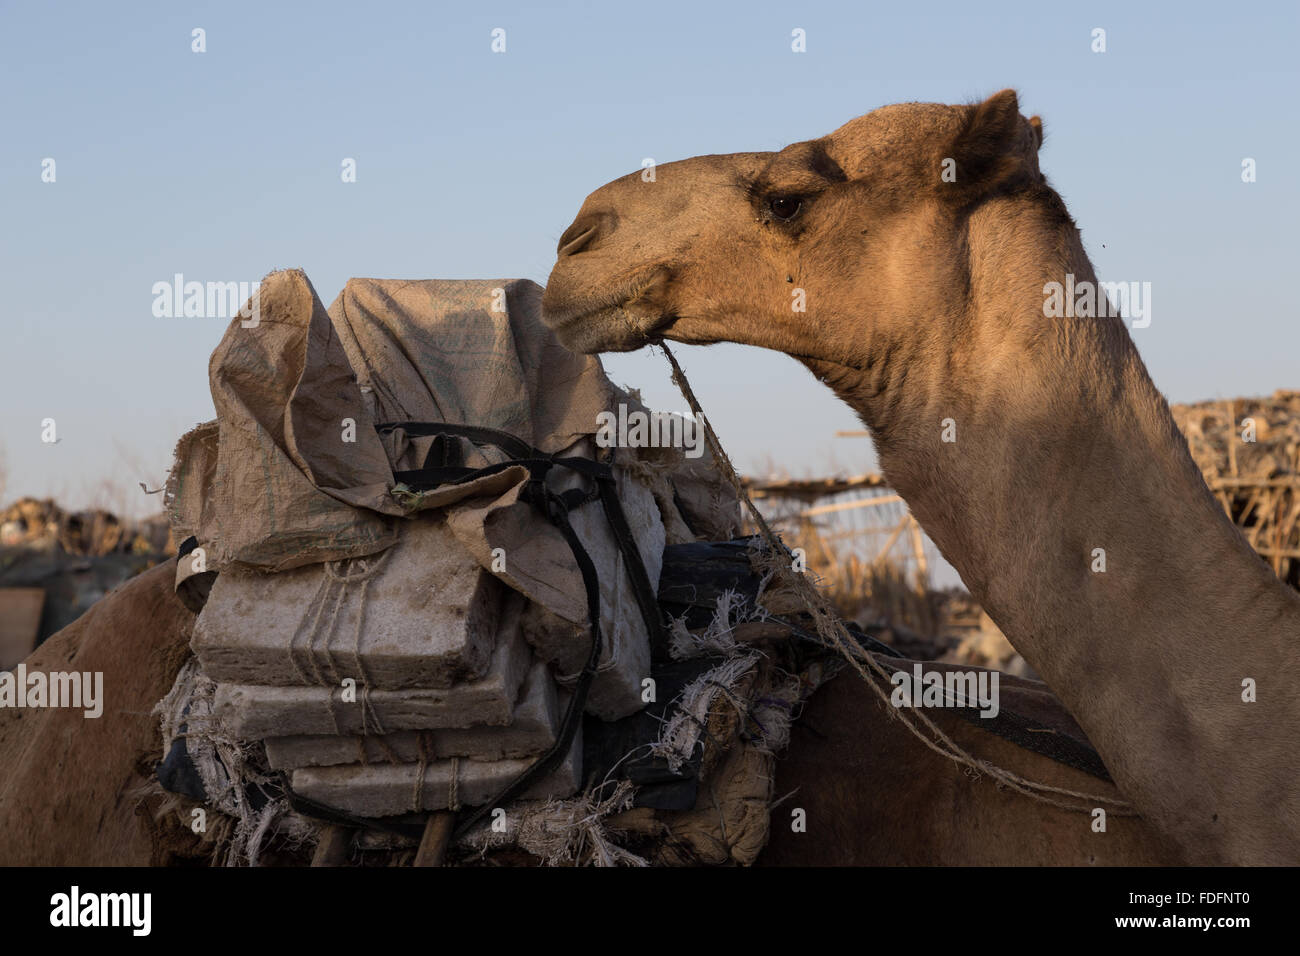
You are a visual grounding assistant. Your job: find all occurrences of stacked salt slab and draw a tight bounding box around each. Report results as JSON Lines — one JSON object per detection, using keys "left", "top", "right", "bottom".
{"left": 164, "top": 271, "right": 723, "bottom": 821}
{"left": 191, "top": 498, "right": 662, "bottom": 815}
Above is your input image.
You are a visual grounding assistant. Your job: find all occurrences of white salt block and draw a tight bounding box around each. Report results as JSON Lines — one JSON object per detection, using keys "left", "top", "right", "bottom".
{"left": 290, "top": 727, "right": 582, "bottom": 817}
{"left": 263, "top": 660, "right": 563, "bottom": 770}
{"left": 214, "top": 598, "right": 531, "bottom": 739}
{"left": 193, "top": 517, "right": 502, "bottom": 690}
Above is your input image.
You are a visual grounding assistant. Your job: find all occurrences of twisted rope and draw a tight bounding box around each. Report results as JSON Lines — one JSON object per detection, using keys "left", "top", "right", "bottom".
{"left": 658, "top": 342, "right": 1132, "bottom": 815}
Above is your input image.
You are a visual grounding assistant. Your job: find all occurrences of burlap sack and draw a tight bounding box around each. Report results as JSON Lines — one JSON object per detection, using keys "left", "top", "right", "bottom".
{"left": 164, "top": 269, "right": 736, "bottom": 722}
{"left": 165, "top": 271, "right": 623, "bottom": 575}
{"left": 166, "top": 271, "right": 397, "bottom": 571}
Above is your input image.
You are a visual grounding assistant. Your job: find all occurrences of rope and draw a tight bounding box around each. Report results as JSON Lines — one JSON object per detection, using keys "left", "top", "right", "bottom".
{"left": 658, "top": 342, "right": 1133, "bottom": 815}
{"left": 320, "top": 584, "right": 349, "bottom": 686}
{"left": 413, "top": 732, "right": 431, "bottom": 812}
{"left": 349, "top": 554, "right": 390, "bottom": 739}
{"left": 288, "top": 573, "right": 334, "bottom": 686}
{"left": 328, "top": 549, "right": 391, "bottom": 691}
{"left": 286, "top": 549, "right": 396, "bottom": 742}
{"left": 410, "top": 741, "right": 460, "bottom": 813}
{"left": 288, "top": 548, "right": 391, "bottom": 688}
{"left": 355, "top": 732, "right": 402, "bottom": 766}
{"left": 322, "top": 549, "right": 392, "bottom": 584}
{"left": 379, "top": 728, "right": 403, "bottom": 765}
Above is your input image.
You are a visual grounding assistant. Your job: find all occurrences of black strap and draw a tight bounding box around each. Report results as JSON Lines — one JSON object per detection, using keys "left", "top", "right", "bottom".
{"left": 375, "top": 421, "right": 537, "bottom": 461}
{"left": 360, "top": 421, "right": 668, "bottom": 839}
{"left": 393, "top": 458, "right": 545, "bottom": 489}
{"left": 451, "top": 477, "right": 605, "bottom": 839}
{"left": 596, "top": 477, "right": 666, "bottom": 660}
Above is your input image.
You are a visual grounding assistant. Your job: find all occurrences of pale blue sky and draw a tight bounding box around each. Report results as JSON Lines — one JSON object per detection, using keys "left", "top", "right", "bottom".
{"left": 2, "top": 0, "right": 1296, "bottom": 569}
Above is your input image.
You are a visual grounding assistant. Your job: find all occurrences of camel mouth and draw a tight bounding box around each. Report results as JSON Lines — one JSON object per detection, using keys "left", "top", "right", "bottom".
{"left": 545, "top": 303, "right": 676, "bottom": 354}
{"left": 542, "top": 266, "right": 676, "bottom": 354}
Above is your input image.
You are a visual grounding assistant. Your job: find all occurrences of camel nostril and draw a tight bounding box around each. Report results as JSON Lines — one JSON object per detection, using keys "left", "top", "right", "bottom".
{"left": 557, "top": 211, "right": 610, "bottom": 257}
{"left": 558, "top": 226, "right": 596, "bottom": 257}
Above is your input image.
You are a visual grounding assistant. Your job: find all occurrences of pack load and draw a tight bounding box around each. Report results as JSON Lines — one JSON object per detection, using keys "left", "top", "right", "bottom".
{"left": 154, "top": 269, "right": 821, "bottom": 865}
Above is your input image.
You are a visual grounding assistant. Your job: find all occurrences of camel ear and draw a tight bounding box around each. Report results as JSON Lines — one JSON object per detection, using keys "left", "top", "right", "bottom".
{"left": 950, "top": 89, "right": 1029, "bottom": 190}
{"left": 1029, "top": 115, "right": 1044, "bottom": 149}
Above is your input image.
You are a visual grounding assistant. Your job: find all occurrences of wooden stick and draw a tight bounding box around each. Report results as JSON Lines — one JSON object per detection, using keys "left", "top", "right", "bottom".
{"left": 908, "top": 515, "right": 929, "bottom": 593}
{"left": 800, "top": 494, "right": 903, "bottom": 518}
{"left": 311, "top": 824, "right": 353, "bottom": 867}
{"left": 413, "top": 812, "right": 456, "bottom": 867}
{"left": 1211, "top": 477, "right": 1300, "bottom": 489}
{"left": 1227, "top": 399, "right": 1238, "bottom": 478}
{"left": 745, "top": 472, "right": 889, "bottom": 500}
{"left": 872, "top": 516, "right": 910, "bottom": 568}
{"left": 1251, "top": 546, "right": 1300, "bottom": 559}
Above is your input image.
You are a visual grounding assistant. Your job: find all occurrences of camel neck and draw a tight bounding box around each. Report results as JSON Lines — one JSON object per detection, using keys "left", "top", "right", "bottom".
{"left": 806, "top": 202, "right": 1300, "bottom": 863}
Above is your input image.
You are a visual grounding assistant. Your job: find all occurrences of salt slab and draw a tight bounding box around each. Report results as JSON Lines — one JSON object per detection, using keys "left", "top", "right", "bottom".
{"left": 290, "top": 727, "right": 582, "bottom": 816}
{"left": 214, "top": 599, "right": 531, "bottom": 739}
{"left": 263, "top": 660, "right": 563, "bottom": 770}
{"left": 192, "top": 517, "right": 502, "bottom": 690}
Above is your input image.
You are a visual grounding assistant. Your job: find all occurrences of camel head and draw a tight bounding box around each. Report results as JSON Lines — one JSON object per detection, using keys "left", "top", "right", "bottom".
{"left": 542, "top": 90, "right": 1045, "bottom": 370}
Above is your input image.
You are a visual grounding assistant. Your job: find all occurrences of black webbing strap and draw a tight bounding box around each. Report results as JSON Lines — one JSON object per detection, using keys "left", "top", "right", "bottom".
{"left": 451, "top": 477, "right": 603, "bottom": 838}
{"left": 371, "top": 420, "right": 667, "bottom": 839}
{"left": 596, "top": 475, "right": 665, "bottom": 661}
{"left": 378, "top": 421, "right": 536, "bottom": 461}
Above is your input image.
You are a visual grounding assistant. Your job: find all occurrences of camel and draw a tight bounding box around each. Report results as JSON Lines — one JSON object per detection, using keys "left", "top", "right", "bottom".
{"left": 541, "top": 89, "right": 1300, "bottom": 865}
{"left": 0, "top": 560, "right": 1174, "bottom": 865}
{"left": 0, "top": 561, "right": 199, "bottom": 865}
{"left": 760, "top": 662, "right": 1174, "bottom": 865}
{"left": 2, "top": 92, "right": 1278, "bottom": 867}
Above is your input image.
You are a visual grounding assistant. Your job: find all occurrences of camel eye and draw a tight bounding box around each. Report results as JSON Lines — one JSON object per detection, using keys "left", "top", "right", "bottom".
{"left": 768, "top": 195, "right": 802, "bottom": 221}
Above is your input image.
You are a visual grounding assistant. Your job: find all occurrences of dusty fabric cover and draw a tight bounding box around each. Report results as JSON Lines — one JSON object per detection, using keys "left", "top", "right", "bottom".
{"left": 169, "top": 273, "right": 397, "bottom": 570}
{"left": 165, "top": 270, "right": 696, "bottom": 727}
{"left": 166, "top": 271, "right": 620, "bottom": 576}
{"left": 160, "top": 269, "right": 761, "bottom": 845}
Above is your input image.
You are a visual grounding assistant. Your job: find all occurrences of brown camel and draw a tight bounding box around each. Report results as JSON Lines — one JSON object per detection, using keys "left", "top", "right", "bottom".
{"left": 761, "top": 664, "right": 1174, "bottom": 865}
{"left": 0, "top": 561, "right": 197, "bottom": 865}
{"left": 0, "top": 562, "right": 1172, "bottom": 864}
{"left": 0, "top": 93, "right": 1254, "bottom": 867}
{"left": 541, "top": 90, "right": 1300, "bottom": 865}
